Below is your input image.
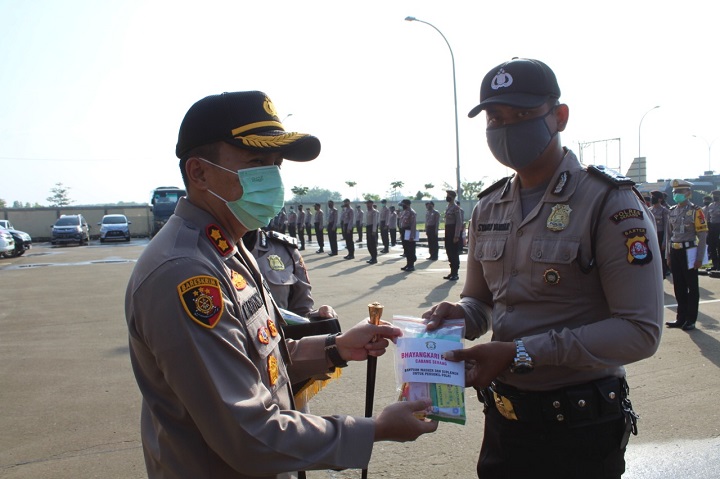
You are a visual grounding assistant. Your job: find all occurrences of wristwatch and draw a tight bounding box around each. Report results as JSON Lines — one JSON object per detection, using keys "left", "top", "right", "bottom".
{"left": 509, "top": 338, "right": 534, "bottom": 374}
{"left": 325, "top": 333, "right": 348, "bottom": 369}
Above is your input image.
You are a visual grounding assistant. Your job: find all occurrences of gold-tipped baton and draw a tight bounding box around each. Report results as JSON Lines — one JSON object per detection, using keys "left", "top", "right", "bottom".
{"left": 362, "top": 302, "right": 384, "bottom": 479}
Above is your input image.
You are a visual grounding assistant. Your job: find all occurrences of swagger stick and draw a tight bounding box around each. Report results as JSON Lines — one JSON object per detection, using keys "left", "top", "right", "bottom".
{"left": 362, "top": 302, "right": 384, "bottom": 479}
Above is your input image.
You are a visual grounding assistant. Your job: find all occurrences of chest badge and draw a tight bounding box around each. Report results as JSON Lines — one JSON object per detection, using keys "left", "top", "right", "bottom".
{"left": 547, "top": 204, "right": 572, "bottom": 232}
{"left": 543, "top": 268, "right": 561, "bottom": 285}
{"left": 267, "top": 355, "right": 279, "bottom": 386}
{"left": 231, "top": 270, "right": 247, "bottom": 290}
{"left": 257, "top": 326, "right": 270, "bottom": 344}
{"left": 267, "top": 254, "right": 285, "bottom": 271}
{"left": 267, "top": 319, "right": 279, "bottom": 337}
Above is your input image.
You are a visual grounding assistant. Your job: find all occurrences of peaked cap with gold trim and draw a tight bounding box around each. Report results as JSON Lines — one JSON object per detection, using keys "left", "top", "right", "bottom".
{"left": 176, "top": 91, "right": 321, "bottom": 161}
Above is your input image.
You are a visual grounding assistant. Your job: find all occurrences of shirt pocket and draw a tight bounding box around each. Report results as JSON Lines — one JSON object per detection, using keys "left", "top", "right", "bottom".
{"left": 263, "top": 265, "right": 297, "bottom": 288}
{"left": 474, "top": 236, "right": 507, "bottom": 292}
{"left": 245, "top": 312, "right": 288, "bottom": 396}
{"left": 530, "top": 236, "right": 581, "bottom": 298}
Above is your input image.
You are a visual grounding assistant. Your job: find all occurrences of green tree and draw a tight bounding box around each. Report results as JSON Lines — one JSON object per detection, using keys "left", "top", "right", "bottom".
{"left": 444, "top": 179, "right": 486, "bottom": 200}
{"left": 362, "top": 193, "right": 381, "bottom": 202}
{"left": 291, "top": 186, "right": 309, "bottom": 204}
{"left": 46, "top": 182, "right": 74, "bottom": 207}
{"left": 390, "top": 181, "right": 404, "bottom": 201}
{"left": 289, "top": 186, "right": 342, "bottom": 204}
{"left": 0, "top": 198, "right": 6, "bottom": 208}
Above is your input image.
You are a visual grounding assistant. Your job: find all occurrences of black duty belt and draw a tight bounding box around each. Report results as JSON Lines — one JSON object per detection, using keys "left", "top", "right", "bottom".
{"left": 671, "top": 241, "right": 695, "bottom": 249}
{"left": 480, "top": 377, "right": 626, "bottom": 426}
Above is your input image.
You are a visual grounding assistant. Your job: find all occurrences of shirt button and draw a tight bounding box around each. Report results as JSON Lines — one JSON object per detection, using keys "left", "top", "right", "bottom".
{"left": 507, "top": 306, "right": 514, "bottom": 312}
{"left": 517, "top": 230, "right": 523, "bottom": 237}
{"left": 536, "top": 251, "right": 542, "bottom": 258}
{"left": 511, "top": 269, "right": 518, "bottom": 276}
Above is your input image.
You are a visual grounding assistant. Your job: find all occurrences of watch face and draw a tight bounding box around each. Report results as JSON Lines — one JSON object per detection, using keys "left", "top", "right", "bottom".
{"left": 511, "top": 362, "right": 534, "bottom": 374}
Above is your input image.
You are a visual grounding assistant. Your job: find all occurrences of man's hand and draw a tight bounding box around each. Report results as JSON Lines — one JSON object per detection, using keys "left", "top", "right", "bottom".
{"left": 422, "top": 301, "right": 466, "bottom": 331}
{"left": 373, "top": 400, "right": 439, "bottom": 442}
{"left": 443, "top": 342, "right": 516, "bottom": 389}
{"left": 316, "top": 305, "right": 337, "bottom": 319}
{"left": 335, "top": 319, "right": 402, "bottom": 362}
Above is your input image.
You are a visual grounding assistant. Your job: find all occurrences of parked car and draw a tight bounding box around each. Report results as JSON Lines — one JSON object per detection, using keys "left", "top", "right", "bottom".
{"left": 98, "top": 214, "right": 131, "bottom": 243}
{"left": 0, "top": 220, "right": 33, "bottom": 257}
{"left": 0, "top": 228, "right": 15, "bottom": 256}
{"left": 51, "top": 214, "right": 90, "bottom": 246}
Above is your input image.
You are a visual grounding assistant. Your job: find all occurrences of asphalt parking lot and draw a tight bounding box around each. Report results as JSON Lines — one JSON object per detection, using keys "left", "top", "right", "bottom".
{"left": 1, "top": 238, "right": 719, "bottom": 478}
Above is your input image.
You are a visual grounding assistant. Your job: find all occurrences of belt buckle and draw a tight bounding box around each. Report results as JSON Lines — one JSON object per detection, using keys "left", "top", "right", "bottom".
{"left": 672, "top": 243, "right": 682, "bottom": 250}
{"left": 492, "top": 391, "right": 519, "bottom": 420}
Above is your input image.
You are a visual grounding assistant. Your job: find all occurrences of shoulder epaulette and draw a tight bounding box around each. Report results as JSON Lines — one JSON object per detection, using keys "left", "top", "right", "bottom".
{"left": 266, "top": 230, "right": 298, "bottom": 248}
{"left": 587, "top": 165, "right": 635, "bottom": 188}
{"left": 477, "top": 176, "right": 512, "bottom": 200}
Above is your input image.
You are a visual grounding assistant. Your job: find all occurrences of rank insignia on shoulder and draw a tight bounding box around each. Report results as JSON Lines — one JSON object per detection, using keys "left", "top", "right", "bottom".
{"left": 588, "top": 165, "right": 635, "bottom": 187}
{"left": 177, "top": 276, "right": 224, "bottom": 328}
{"left": 623, "top": 228, "right": 653, "bottom": 265}
{"left": 206, "top": 224, "right": 233, "bottom": 257}
{"left": 267, "top": 254, "right": 285, "bottom": 271}
{"left": 231, "top": 270, "right": 247, "bottom": 290}
{"left": 267, "top": 230, "right": 298, "bottom": 248}
{"left": 547, "top": 204, "right": 572, "bottom": 231}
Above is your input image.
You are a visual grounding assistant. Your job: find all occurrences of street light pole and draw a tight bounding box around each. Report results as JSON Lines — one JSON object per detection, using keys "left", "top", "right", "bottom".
{"left": 405, "top": 16, "right": 461, "bottom": 199}
{"left": 692, "top": 134, "right": 719, "bottom": 172}
{"left": 638, "top": 105, "right": 660, "bottom": 159}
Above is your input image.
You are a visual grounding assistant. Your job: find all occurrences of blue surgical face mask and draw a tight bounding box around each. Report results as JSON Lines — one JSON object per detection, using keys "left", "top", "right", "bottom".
{"left": 201, "top": 159, "right": 285, "bottom": 230}
{"left": 486, "top": 108, "right": 557, "bottom": 171}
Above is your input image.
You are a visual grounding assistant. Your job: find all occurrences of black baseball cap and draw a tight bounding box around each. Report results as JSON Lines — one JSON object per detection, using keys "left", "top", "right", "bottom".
{"left": 468, "top": 58, "right": 561, "bottom": 118}
{"left": 176, "top": 91, "right": 321, "bottom": 161}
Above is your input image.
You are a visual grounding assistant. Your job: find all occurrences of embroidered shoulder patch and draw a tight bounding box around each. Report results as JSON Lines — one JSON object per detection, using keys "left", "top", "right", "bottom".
{"left": 178, "top": 275, "right": 224, "bottom": 328}
{"left": 623, "top": 228, "right": 653, "bottom": 265}
{"left": 610, "top": 209, "right": 643, "bottom": 224}
{"left": 206, "top": 224, "right": 233, "bottom": 256}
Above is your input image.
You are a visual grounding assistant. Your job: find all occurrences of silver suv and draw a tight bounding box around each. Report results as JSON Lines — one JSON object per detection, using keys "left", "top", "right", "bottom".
{"left": 51, "top": 214, "right": 90, "bottom": 246}
{"left": 98, "top": 214, "right": 131, "bottom": 243}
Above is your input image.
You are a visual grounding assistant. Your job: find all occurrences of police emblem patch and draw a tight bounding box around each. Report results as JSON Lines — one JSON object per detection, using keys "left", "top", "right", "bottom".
{"left": 177, "top": 276, "right": 224, "bottom": 328}
{"left": 231, "top": 270, "right": 247, "bottom": 290}
{"left": 547, "top": 204, "right": 572, "bottom": 231}
{"left": 623, "top": 228, "right": 653, "bottom": 265}
{"left": 267, "top": 254, "right": 285, "bottom": 271}
{"left": 267, "top": 355, "right": 279, "bottom": 386}
{"left": 206, "top": 224, "right": 233, "bottom": 256}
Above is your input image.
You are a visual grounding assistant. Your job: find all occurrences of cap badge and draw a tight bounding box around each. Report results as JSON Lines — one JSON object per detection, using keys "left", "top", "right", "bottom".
{"left": 267, "top": 254, "right": 285, "bottom": 271}
{"left": 177, "top": 276, "right": 224, "bottom": 328}
{"left": 543, "top": 268, "right": 561, "bottom": 285}
{"left": 547, "top": 204, "right": 572, "bottom": 231}
{"left": 491, "top": 68, "right": 514, "bottom": 91}
{"left": 263, "top": 97, "right": 278, "bottom": 117}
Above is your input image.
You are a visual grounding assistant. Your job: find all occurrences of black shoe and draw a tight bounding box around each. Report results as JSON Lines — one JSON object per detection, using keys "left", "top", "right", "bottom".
{"left": 665, "top": 320, "right": 686, "bottom": 329}
{"left": 380, "top": 249, "right": 389, "bottom": 254}
{"left": 443, "top": 274, "right": 454, "bottom": 279}
{"left": 316, "top": 249, "right": 324, "bottom": 253}
{"left": 299, "top": 247, "right": 305, "bottom": 251}
{"left": 343, "top": 255, "right": 354, "bottom": 259}
{"left": 366, "top": 259, "right": 377, "bottom": 264}
{"left": 428, "top": 256, "right": 438, "bottom": 261}
{"left": 400, "top": 266, "right": 407, "bottom": 271}
{"left": 682, "top": 322, "right": 696, "bottom": 331}
{"left": 328, "top": 252, "right": 337, "bottom": 256}
{"left": 404, "top": 266, "right": 415, "bottom": 272}
{"left": 447, "top": 275, "right": 459, "bottom": 280}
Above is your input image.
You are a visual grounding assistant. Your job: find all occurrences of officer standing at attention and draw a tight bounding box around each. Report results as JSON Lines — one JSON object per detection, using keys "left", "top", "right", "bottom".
{"left": 379, "top": 199, "right": 390, "bottom": 253}
{"left": 305, "top": 204, "right": 313, "bottom": 244}
{"left": 125, "top": 91, "right": 437, "bottom": 478}
{"left": 340, "top": 198, "right": 355, "bottom": 259}
{"left": 425, "top": 201, "right": 440, "bottom": 261}
{"left": 399, "top": 199, "right": 417, "bottom": 271}
{"left": 313, "top": 203, "right": 324, "bottom": 253}
{"left": 444, "top": 190, "right": 463, "bottom": 280}
{"left": 703, "top": 190, "right": 720, "bottom": 272}
{"left": 297, "top": 205, "right": 306, "bottom": 251}
{"left": 388, "top": 205, "right": 398, "bottom": 247}
{"left": 287, "top": 206, "right": 298, "bottom": 239}
{"left": 365, "top": 199, "right": 380, "bottom": 264}
{"left": 422, "top": 58, "right": 663, "bottom": 478}
{"left": 665, "top": 179, "right": 708, "bottom": 330}
{"left": 326, "top": 200, "right": 338, "bottom": 256}
{"left": 649, "top": 191, "right": 670, "bottom": 277}
{"left": 355, "top": 204, "right": 364, "bottom": 243}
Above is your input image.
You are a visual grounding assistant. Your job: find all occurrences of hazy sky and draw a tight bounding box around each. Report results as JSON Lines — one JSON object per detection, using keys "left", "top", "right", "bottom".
{"left": 1, "top": 0, "right": 718, "bottom": 206}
